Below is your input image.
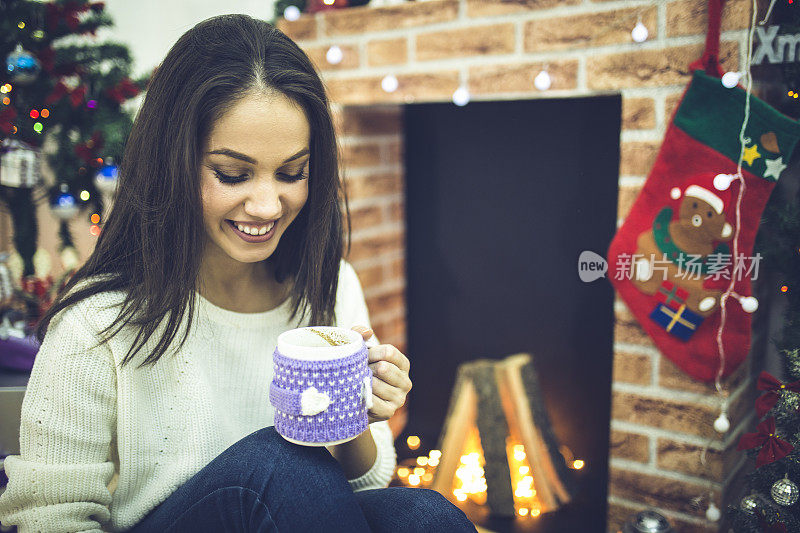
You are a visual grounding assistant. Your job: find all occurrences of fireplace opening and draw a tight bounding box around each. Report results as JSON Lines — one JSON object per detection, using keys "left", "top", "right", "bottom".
{"left": 398, "top": 95, "right": 621, "bottom": 531}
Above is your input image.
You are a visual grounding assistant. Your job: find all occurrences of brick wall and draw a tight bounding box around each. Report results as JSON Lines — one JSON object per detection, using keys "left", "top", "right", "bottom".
{"left": 278, "top": 0, "right": 760, "bottom": 531}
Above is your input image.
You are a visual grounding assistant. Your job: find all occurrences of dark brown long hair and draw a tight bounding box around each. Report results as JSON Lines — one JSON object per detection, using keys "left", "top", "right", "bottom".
{"left": 34, "top": 14, "right": 352, "bottom": 370}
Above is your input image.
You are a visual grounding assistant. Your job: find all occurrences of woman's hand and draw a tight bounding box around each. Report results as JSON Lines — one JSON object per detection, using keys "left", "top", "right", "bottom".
{"left": 352, "top": 325, "right": 412, "bottom": 424}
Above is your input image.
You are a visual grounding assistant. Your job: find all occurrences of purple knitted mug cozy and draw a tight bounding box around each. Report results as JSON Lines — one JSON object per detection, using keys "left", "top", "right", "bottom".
{"left": 269, "top": 327, "right": 372, "bottom": 446}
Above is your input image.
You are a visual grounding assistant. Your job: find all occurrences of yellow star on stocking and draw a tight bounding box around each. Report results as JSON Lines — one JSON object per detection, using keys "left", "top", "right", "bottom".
{"left": 742, "top": 144, "right": 761, "bottom": 166}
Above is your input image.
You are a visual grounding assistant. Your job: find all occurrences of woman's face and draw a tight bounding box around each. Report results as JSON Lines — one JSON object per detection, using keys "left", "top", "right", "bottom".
{"left": 200, "top": 91, "right": 310, "bottom": 272}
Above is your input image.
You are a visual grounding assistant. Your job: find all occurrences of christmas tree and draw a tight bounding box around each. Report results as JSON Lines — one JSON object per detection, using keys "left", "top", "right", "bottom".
{"left": 0, "top": 0, "right": 152, "bottom": 326}
{"left": 727, "top": 183, "right": 800, "bottom": 531}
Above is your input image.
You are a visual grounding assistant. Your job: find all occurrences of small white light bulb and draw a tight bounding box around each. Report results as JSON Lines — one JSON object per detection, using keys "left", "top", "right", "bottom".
{"left": 381, "top": 74, "right": 398, "bottom": 93}
{"left": 740, "top": 296, "right": 759, "bottom": 313}
{"left": 713, "top": 173, "right": 735, "bottom": 191}
{"left": 670, "top": 187, "right": 681, "bottom": 200}
{"left": 284, "top": 5, "right": 301, "bottom": 21}
{"left": 706, "top": 502, "right": 721, "bottom": 522}
{"left": 631, "top": 21, "right": 649, "bottom": 43}
{"left": 326, "top": 45, "right": 343, "bottom": 65}
{"left": 534, "top": 70, "right": 551, "bottom": 91}
{"left": 713, "top": 412, "right": 730, "bottom": 433}
{"left": 722, "top": 71, "right": 742, "bottom": 89}
{"left": 452, "top": 86, "right": 470, "bottom": 106}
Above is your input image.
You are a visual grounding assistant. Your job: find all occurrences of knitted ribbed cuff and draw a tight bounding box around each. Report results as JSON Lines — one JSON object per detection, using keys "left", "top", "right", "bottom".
{"left": 347, "top": 421, "right": 397, "bottom": 493}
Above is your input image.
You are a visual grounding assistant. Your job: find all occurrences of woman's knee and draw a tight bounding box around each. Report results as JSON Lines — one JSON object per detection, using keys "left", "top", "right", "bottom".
{"left": 207, "top": 426, "right": 341, "bottom": 491}
{"left": 405, "top": 489, "right": 477, "bottom": 532}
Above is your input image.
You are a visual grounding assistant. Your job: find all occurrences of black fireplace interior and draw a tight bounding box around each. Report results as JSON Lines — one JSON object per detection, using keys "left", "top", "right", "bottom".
{"left": 401, "top": 95, "right": 621, "bottom": 532}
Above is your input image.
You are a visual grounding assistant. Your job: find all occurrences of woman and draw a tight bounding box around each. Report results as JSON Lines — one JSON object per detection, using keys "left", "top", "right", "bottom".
{"left": 0, "top": 14, "right": 477, "bottom": 533}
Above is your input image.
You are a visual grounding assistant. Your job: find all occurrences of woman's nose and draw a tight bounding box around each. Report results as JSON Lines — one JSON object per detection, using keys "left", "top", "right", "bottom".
{"left": 244, "top": 178, "right": 282, "bottom": 219}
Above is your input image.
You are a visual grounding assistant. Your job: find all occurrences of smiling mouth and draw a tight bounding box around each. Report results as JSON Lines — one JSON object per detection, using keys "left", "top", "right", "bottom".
{"left": 226, "top": 219, "right": 276, "bottom": 236}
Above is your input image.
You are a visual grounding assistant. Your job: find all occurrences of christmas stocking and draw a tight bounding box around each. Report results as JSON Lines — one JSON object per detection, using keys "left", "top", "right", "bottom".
{"left": 607, "top": 0, "right": 800, "bottom": 382}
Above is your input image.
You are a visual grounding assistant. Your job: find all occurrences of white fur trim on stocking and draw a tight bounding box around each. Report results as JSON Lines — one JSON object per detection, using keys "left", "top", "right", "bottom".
{"left": 684, "top": 185, "right": 724, "bottom": 215}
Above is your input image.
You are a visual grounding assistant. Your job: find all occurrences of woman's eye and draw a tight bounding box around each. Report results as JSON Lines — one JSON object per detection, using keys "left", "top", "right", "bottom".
{"left": 211, "top": 168, "right": 308, "bottom": 185}
{"left": 213, "top": 170, "right": 247, "bottom": 184}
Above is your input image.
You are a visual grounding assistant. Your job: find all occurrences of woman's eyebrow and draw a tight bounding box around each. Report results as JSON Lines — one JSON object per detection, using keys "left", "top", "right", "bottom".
{"left": 206, "top": 147, "right": 310, "bottom": 165}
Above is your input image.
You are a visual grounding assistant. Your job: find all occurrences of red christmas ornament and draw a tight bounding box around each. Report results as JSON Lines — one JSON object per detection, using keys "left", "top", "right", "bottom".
{"left": 104, "top": 78, "right": 140, "bottom": 104}
{"left": 755, "top": 370, "right": 800, "bottom": 417}
{"left": 737, "top": 416, "right": 794, "bottom": 468}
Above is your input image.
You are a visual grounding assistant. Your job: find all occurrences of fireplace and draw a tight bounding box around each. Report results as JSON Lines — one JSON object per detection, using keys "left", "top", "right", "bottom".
{"left": 275, "top": 1, "right": 758, "bottom": 530}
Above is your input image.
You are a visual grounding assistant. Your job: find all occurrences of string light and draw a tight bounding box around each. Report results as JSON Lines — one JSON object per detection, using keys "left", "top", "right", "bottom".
{"left": 80, "top": 190, "right": 90, "bottom": 201}
{"left": 534, "top": 67, "right": 551, "bottom": 91}
{"left": 631, "top": 20, "right": 649, "bottom": 43}
{"left": 283, "top": 6, "right": 301, "bottom": 21}
{"left": 722, "top": 71, "right": 742, "bottom": 88}
{"left": 406, "top": 435, "right": 420, "bottom": 450}
{"left": 452, "top": 86, "right": 470, "bottom": 106}
{"left": 381, "top": 74, "right": 399, "bottom": 93}
{"left": 781, "top": 285, "right": 789, "bottom": 293}
{"left": 326, "top": 45, "right": 343, "bottom": 65}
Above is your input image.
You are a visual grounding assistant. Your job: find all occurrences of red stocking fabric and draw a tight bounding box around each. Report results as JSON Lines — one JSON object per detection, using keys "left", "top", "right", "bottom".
{"left": 607, "top": 1, "right": 800, "bottom": 381}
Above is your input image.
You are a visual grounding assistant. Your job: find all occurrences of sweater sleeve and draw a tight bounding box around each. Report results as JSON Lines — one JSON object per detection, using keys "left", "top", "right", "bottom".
{"left": 335, "top": 259, "right": 398, "bottom": 491}
{"left": 0, "top": 301, "right": 117, "bottom": 533}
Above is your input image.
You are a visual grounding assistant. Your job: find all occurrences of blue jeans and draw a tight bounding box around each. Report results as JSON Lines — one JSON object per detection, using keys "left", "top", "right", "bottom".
{"left": 129, "top": 426, "right": 477, "bottom": 532}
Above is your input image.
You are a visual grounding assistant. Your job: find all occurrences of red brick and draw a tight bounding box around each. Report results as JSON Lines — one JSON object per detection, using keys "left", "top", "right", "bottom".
{"left": 611, "top": 391, "right": 718, "bottom": 438}
{"left": 587, "top": 42, "right": 739, "bottom": 90}
{"left": 613, "top": 350, "right": 652, "bottom": 385}
{"left": 323, "top": 0, "right": 459, "bottom": 36}
{"left": 468, "top": 60, "right": 578, "bottom": 94}
{"left": 465, "top": 0, "right": 579, "bottom": 17}
{"left": 416, "top": 23, "right": 516, "bottom": 61}
{"left": 619, "top": 141, "right": 660, "bottom": 176}
{"left": 667, "top": 0, "right": 752, "bottom": 37}
{"left": 609, "top": 430, "right": 650, "bottom": 463}
{"left": 338, "top": 107, "right": 402, "bottom": 137}
{"left": 367, "top": 37, "right": 408, "bottom": 67}
{"left": 622, "top": 97, "right": 656, "bottom": 130}
{"left": 524, "top": 7, "right": 657, "bottom": 52}
{"left": 608, "top": 466, "right": 714, "bottom": 517}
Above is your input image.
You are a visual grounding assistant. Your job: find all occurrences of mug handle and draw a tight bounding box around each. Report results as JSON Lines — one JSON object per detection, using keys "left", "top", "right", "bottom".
{"left": 269, "top": 381, "right": 331, "bottom": 416}
{"left": 360, "top": 375, "right": 373, "bottom": 410}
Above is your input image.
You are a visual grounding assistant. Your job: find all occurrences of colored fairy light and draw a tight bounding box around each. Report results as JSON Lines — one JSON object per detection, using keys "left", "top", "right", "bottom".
{"left": 2, "top": 97, "right": 9, "bottom": 105}
{"left": 80, "top": 190, "right": 90, "bottom": 201}
{"left": 90, "top": 213, "right": 100, "bottom": 224}
{"left": 87, "top": 100, "right": 97, "bottom": 108}
{"left": 29, "top": 109, "right": 39, "bottom": 119}
{"left": 33, "top": 122, "right": 43, "bottom": 132}
{"left": 90, "top": 225, "right": 101, "bottom": 236}
{"left": 17, "top": 21, "right": 25, "bottom": 29}
{"left": 41, "top": 109, "right": 48, "bottom": 118}
{"left": 781, "top": 285, "right": 789, "bottom": 293}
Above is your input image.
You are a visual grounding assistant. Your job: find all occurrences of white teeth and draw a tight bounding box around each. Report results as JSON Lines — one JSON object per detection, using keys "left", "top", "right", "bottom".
{"left": 235, "top": 221, "right": 274, "bottom": 236}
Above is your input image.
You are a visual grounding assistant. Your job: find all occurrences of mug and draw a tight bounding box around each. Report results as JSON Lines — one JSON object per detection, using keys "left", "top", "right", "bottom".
{"left": 269, "top": 326, "right": 373, "bottom": 446}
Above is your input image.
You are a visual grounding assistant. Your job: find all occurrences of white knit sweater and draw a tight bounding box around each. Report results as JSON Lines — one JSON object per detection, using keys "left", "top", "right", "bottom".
{"left": 0, "top": 260, "right": 397, "bottom": 532}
